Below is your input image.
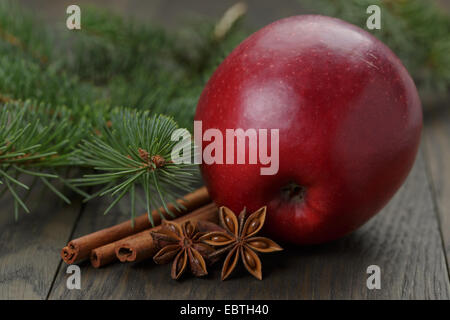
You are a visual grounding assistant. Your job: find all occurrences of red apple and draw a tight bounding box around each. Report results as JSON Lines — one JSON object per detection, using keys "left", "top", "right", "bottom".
{"left": 195, "top": 15, "right": 422, "bottom": 244}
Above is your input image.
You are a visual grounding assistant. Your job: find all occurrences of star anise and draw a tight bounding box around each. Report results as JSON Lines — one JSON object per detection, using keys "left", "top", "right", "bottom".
{"left": 151, "top": 219, "right": 217, "bottom": 280}
{"left": 200, "top": 206, "right": 283, "bottom": 280}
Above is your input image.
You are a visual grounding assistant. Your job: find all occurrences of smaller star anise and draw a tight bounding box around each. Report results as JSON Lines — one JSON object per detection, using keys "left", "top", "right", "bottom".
{"left": 200, "top": 206, "right": 283, "bottom": 280}
{"left": 151, "top": 219, "right": 217, "bottom": 280}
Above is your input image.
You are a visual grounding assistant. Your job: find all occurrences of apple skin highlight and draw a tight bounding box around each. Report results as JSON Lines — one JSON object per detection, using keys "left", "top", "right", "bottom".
{"left": 195, "top": 15, "right": 422, "bottom": 245}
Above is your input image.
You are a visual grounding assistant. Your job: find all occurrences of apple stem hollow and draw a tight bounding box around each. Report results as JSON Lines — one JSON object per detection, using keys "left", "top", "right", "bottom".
{"left": 281, "top": 182, "right": 306, "bottom": 203}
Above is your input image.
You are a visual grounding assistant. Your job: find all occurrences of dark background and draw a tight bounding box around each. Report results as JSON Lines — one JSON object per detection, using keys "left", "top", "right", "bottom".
{"left": 16, "top": 0, "right": 450, "bottom": 29}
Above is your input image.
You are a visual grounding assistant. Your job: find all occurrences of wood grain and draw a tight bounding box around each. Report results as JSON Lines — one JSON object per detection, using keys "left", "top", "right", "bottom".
{"left": 423, "top": 108, "right": 450, "bottom": 273}
{"left": 0, "top": 183, "right": 82, "bottom": 299}
{"left": 48, "top": 149, "right": 450, "bottom": 299}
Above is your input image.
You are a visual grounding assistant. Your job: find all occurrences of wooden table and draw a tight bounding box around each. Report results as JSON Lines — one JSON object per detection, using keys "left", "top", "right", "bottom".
{"left": 1, "top": 109, "right": 449, "bottom": 300}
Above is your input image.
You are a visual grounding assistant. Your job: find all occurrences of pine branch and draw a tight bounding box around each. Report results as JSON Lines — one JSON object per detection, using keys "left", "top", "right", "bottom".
{"left": 61, "top": 6, "right": 175, "bottom": 85}
{"left": 0, "top": 2, "right": 240, "bottom": 221}
{"left": 0, "top": 101, "right": 200, "bottom": 221}
{"left": 0, "top": 102, "right": 83, "bottom": 217}
{"left": 56, "top": 5, "right": 248, "bottom": 130}
{"left": 0, "top": 0, "right": 51, "bottom": 64}
{"left": 71, "top": 109, "right": 198, "bottom": 225}
{"left": 0, "top": 54, "right": 107, "bottom": 113}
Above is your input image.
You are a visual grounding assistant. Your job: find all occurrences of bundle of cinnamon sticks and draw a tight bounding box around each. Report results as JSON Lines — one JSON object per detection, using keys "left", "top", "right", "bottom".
{"left": 61, "top": 187, "right": 219, "bottom": 268}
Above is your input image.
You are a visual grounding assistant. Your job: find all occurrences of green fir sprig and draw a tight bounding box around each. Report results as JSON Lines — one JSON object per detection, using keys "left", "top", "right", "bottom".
{"left": 0, "top": 1, "right": 245, "bottom": 221}
{"left": 72, "top": 109, "right": 198, "bottom": 225}
{"left": 0, "top": 102, "right": 83, "bottom": 218}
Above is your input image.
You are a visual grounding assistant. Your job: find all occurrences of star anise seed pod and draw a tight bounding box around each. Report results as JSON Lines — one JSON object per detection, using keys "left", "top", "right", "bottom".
{"left": 200, "top": 206, "right": 283, "bottom": 281}
{"left": 151, "top": 220, "right": 216, "bottom": 280}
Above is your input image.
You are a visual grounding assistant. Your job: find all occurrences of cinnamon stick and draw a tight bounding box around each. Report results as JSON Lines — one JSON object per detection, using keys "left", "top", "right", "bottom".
{"left": 114, "top": 203, "right": 219, "bottom": 265}
{"left": 61, "top": 187, "right": 209, "bottom": 264}
{"left": 91, "top": 203, "right": 216, "bottom": 268}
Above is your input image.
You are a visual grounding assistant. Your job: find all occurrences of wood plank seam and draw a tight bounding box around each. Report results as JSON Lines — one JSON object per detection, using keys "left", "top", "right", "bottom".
{"left": 44, "top": 198, "right": 86, "bottom": 300}
{"left": 422, "top": 141, "right": 450, "bottom": 282}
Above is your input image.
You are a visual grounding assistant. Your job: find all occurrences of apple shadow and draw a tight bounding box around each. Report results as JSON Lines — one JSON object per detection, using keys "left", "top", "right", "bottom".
{"left": 260, "top": 228, "right": 376, "bottom": 277}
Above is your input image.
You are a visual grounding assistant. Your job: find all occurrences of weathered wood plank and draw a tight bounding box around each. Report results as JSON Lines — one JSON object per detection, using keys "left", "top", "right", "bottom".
{"left": 0, "top": 184, "right": 82, "bottom": 299}
{"left": 423, "top": 107, "right": 450, "bottom": 275}
{"left": 50, "top": 148, "right": 450, "bottom": 299}
{"left": 48, "top": 148, "right": 449, "bottom": 299}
